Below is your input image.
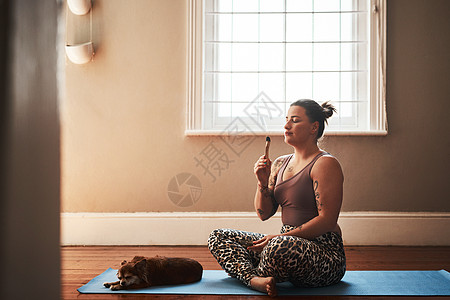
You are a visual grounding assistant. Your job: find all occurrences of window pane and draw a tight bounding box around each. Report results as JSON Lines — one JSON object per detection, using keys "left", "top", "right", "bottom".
{"left": 244, "top": 94, "right": 285, "bottom": 129}
{"left": 314, "top": 0, "right": 340, "bottom": 12}
{"left": 340, "top": 102, "right": 355, "bottom": 118}
{"left": 217, "top": 102, "right": 232, "bottom": 117}
{"left": 286, "top": 43, "right": 313, "bottom": 71}
{"left": 232, "top": 14, "right": 258, "bottom": 42}
{"left": 313, "top": 13, "right": 340, "bottom": 42}
{"left": 286, "top": 13, "right": 313, "bottom": 42}
{"left": 260, "top": 14, "right": 285, "bottom": 42}
{"left": 313, "top": 43, "right": 341, "bottom": 71}
{"left": 231, "top": 102, "right": 251, "bottom": 117}
{"left": 260, "top": 0, "right": 284, "bottom": 12}
{"left": 259, "top": 43, "right": 284, "bottom": 71}
{"left": 313, "top": 72, "right": 340, "bottom": 100}
{"left": 259, "top": 73, "right": 285, "bottom": 102}
{"left": 233, "top": 0, "right": 259, "bottom": 12}
{"left": 231, "top": 43, "right": 259, "bottom": 71}
{"left": 286, "top": 73, "right": 313, "bottom": 101}
{"left": 231, "top": 73, "right": 258, "bottom": 101}
{"left": 286, "top": 0, "right": 312, "bottom": 12}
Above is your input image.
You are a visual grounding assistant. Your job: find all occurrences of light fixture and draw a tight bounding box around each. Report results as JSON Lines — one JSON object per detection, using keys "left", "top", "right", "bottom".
{"left": 67, "top": 0, "right": 91, "bottom": 16}
{"left": 65, "top": 42, "right": 94, "bottom": 64}
{"left": 65, "top": 0, "right": 94, "bottom": 65}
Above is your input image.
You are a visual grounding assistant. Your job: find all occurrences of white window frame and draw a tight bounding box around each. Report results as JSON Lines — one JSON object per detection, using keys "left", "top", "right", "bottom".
{"left": 186, "top": 0, "right": 387, "bottom": 136}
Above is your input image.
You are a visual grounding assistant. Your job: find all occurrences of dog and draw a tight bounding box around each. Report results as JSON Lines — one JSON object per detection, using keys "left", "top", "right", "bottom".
{"left": 103, "top": 255, "right": 203, "bottom": 290}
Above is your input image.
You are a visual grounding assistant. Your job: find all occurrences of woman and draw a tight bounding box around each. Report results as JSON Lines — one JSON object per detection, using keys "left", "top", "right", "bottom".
{"left": 208, "top": 99, "right": 346, "bottom": 297}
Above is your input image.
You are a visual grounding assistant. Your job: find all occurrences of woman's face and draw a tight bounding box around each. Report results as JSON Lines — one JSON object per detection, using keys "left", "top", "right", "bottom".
{"left": 284, "top": 105, "right": 318, "bottom": 146}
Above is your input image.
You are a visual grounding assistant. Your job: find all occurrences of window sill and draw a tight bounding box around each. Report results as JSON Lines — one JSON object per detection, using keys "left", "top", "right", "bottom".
{"left": 185, "top": 130, "right": 388, "bottom": 137}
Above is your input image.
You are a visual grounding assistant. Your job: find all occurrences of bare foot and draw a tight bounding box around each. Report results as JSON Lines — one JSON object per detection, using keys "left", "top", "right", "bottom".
{"left": 250, "top": 276, "right": 277, "bottom": 297}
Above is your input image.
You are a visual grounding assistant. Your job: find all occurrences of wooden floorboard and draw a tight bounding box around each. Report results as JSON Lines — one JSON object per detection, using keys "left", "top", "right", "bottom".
{"left": 62, "top": 246, "right": 450, "bottom": 299}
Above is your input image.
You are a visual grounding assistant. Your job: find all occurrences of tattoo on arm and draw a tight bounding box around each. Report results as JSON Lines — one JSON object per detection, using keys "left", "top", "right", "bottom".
{"left": 268, "top": 176, "right": 275, "bottom": 188}
{"left": 313, "top": 180, "right": 323, "bottom": 211}
{"left": 259, "top": 185, "right": 274, "bottom": 198}
{"left": 257, "top": 209, "right": 264, "bottom": 216}
{"left": 268, "top": 157, "right": 284, "bottom": 189}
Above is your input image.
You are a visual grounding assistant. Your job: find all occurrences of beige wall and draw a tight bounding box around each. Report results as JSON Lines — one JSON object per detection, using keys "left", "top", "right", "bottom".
{"left": 62, "top": 0, "right": 450, "bottom": 213}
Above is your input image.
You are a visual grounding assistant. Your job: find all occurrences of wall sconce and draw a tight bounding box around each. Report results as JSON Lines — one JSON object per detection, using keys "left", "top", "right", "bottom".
{"left": 65, "top": 42, "right": 94, "bottom": 64}
{"left": 65, "top": 0, "right": 94, "bottom": 64}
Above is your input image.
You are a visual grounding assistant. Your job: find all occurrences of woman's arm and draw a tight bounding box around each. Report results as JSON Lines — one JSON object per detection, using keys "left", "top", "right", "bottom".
{"left": 249, "top": 155, "right": 343, "bottom": 251}
{"left": 253, "top": 155, "right": 286, "bottom": 221}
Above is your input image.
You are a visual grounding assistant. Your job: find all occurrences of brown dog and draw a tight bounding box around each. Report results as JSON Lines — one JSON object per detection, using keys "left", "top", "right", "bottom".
{"left": 103, "top": 255, "right": 203, "bottom": 290}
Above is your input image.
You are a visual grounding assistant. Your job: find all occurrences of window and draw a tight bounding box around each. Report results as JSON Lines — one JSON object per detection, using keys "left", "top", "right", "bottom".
{"left": 187, "top": 0, "right": 386, "bottom": 135}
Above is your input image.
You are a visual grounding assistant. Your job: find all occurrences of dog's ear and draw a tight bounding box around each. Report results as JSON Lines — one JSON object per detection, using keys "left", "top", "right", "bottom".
{"left": 132, "top": 256, "right": 146, "bottom": 262}
{"left": 134, "top": 259, "right": 147, "bottom": 271}
{"left": 134, "top": 259, "right": 150, "bottom": 284}
{"left": 121, "top": 260, "right": 127, "bottom": 266}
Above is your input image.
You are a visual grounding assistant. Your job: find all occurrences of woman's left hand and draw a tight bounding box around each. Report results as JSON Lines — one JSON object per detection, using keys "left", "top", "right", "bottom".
{"left": 247, "top": 234, "right": 280, "bottom": 253}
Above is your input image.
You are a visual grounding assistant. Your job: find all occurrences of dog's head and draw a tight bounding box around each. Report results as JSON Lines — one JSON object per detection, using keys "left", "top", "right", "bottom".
{"left": 116, "top": 259, "right": 148, "bottom": 287}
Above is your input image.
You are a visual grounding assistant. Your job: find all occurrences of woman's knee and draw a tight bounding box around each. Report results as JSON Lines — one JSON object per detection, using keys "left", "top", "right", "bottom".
{"left": 268, "top": 235, "right": 289, "bottom": 248}
{"left": 208, "top": 228, "right": 220, "bottom": 243}
{"left": 207, "top": 228, "right": 228, "bottom": 250}
{"left": 264, "top": 236, "right": 298, "bottom": 259}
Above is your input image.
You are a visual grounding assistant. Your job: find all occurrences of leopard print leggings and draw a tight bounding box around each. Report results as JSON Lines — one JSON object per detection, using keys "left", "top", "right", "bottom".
{"left": 207, "top": 225, "right": 346, "bottom": 288}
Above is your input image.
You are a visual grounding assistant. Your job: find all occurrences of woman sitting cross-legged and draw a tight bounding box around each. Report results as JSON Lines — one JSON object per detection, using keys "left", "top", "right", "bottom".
{"left": 208, "top": 99, "right": 346, "bottom": 297}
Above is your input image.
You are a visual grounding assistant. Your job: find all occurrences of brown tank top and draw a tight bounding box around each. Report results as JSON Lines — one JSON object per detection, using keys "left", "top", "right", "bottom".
{"left": 274, "top": 152, "right": 327, "bottom": 226}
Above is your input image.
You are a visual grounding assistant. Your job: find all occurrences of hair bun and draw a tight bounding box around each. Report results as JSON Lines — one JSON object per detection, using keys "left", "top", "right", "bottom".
{"left": 321, "top": 101, "right": 336, "bottom": 119}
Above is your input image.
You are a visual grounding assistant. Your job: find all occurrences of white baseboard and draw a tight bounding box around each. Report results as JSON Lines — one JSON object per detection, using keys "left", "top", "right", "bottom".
{"left": 60, "top": 212, "right": 450, "bottom": 246}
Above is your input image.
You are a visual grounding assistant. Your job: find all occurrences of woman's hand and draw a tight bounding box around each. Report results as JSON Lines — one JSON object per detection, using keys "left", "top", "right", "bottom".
{"left": 254, "top": 155, "right": 272, "bottom": 186}
{"left": 247, "top": 234, "right": 280, "bottom": 253}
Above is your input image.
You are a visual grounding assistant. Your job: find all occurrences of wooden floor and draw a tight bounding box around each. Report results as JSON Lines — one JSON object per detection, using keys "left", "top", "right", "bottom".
{"left": 62, "top": 246, "right": 450, "bottom": 299}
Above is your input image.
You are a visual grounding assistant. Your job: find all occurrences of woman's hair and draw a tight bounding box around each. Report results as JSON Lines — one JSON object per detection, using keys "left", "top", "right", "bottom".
{"left": 290, "top": 99, "right": 336, "bottom": 139}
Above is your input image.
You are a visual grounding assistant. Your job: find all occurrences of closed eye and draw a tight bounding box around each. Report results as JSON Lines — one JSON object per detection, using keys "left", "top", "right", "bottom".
{"left": 286, "top": 117, "right": 301, "bottom": 123}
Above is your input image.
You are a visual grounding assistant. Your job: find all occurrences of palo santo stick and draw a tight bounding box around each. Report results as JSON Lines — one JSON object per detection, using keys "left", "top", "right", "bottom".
{"left": 265, "top": 136, "right": 271, "bottom": 159}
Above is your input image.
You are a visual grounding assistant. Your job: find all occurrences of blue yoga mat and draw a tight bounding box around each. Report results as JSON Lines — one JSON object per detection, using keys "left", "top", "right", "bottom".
{"left": 78, "top": 268, "right": 450, "bottom": 296}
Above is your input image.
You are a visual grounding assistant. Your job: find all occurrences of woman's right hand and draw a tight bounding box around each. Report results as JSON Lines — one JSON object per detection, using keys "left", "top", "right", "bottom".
{"left": 254, "top": 155, "right": 271, "bottom": 186}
